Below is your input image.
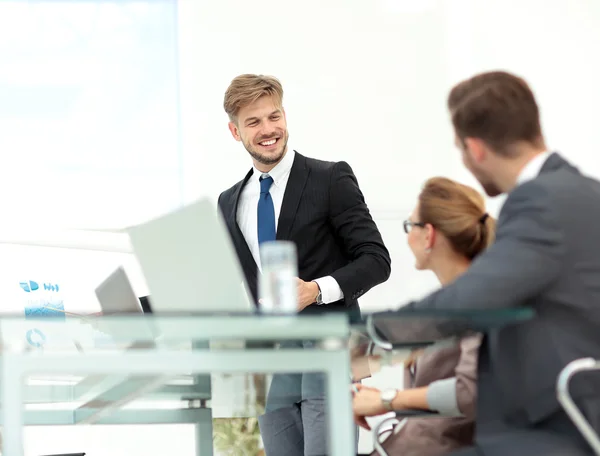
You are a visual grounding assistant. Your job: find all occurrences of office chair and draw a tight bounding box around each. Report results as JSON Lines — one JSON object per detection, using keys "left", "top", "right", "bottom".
{"left": 557, "top": 358, "right": 600, "bottom": 455}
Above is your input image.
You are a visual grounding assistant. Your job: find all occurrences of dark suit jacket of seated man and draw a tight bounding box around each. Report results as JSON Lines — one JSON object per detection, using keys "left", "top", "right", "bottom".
{"left": 218, "top": 74, "right": 391, "bottom": 456}
{"left": 400, "top": 72, "right": 600, "bottom": 456}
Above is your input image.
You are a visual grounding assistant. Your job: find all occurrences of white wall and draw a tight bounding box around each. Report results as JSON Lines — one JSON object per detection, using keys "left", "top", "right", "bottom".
{"left": 177, "top": 0, "right": 600, "bottom": 311}
{"left": 177, "top": 0, "right": 456, "bottom": 310}
{"left": 0, "top": 0, "right": 182, "bottom": 231}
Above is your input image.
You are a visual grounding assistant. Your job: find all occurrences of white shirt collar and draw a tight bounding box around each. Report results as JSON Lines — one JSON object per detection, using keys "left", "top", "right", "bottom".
{"left": 252, "top": 148, "right": 295, "bottom": 187}
{"left": 515, "top": 151, "right": 553, "bottom": 186}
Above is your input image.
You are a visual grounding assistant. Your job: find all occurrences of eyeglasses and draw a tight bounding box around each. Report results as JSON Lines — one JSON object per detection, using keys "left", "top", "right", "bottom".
{"left": 403, "top": 219, "right": 426, "bottom": 234}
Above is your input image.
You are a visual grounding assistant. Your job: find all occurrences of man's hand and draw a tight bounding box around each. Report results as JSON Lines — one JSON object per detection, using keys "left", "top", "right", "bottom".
{"left": 296, "top": 278, "right": 319, "bottom": 310}
{"left": 351, "top": 383, "right": 388, "bottom": 430}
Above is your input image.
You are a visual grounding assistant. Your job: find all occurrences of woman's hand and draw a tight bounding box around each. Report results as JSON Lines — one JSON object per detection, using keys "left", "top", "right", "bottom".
{"left": 404, "top": 348, "right": 425, "bottom": 370}
{"left": 351, "top": 384, "right": 389, "bottom": 430}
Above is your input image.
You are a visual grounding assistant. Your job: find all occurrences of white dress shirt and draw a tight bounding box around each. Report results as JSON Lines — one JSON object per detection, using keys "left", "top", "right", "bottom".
{"left": 236, "top": 149, "right": 344, "bottom": 304}
{"left": 515, "top": 150, "right": 553, "bottom": 187}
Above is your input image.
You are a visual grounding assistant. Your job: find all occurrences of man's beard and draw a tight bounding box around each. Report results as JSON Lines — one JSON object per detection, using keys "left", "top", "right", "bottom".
{"left": 463, "top": 150, "right": 503, "bottom": 197}
{"left": 244, "top": 132, "right": 288, "bottom": 166}
{"left": 472, "top": 169, "right": 502, "bottom": 197}
{"left": 480, "top": 180, "right": 503, "bottom": 197}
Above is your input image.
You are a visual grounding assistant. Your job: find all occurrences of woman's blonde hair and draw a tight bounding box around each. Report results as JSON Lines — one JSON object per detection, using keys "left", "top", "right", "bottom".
{"left": 418, "top": 177, "right": 496, "bottom": 259}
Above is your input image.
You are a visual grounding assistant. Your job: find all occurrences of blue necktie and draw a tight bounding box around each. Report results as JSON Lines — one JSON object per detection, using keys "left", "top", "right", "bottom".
{"left": 257, "top": 175, "right": 276, "bottom": 245}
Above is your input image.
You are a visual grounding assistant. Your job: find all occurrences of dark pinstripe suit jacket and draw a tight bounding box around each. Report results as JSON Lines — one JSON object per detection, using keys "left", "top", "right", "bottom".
{"left": 217, "top": 151, "right": 391, "bottom": 317}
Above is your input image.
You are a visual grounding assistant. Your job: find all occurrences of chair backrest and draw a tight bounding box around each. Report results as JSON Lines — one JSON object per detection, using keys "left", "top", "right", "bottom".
{"left": 372, "top": 415, "right": 403, "bottom": 456}
{"left": 557, "top": 357, "right": 600, "bottom": 455}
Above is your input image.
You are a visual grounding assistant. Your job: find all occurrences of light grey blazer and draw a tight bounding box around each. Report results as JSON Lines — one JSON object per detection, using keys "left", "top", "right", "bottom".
{"left": 373, "top": 335, "right": 481, "bottom": 456}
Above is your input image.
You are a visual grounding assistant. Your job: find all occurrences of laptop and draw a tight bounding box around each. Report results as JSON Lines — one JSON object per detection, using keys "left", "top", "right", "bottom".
{"left": 139, "top": 295, "right": 153, "bottom": 313}
{"left": 94, "top": 266, "right": 144, "bottom": 315}
{"left": 127, "top": 197, "right": 254, "bottom": 314}
{"left": 94, "top": 266, "right": 155, "bottom": 345}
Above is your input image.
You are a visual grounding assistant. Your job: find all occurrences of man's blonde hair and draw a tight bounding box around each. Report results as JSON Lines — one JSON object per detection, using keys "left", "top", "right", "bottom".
{"left": 224, "top": 74, "right": 284, "bottom": 122}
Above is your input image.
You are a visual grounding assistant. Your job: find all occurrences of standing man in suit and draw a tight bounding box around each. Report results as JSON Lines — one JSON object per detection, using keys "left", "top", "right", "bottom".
{"left": 218, "top": 74, "right": 391, "bottom": 455}
{"left": 353, "top": 71, "right": 600, "bottom": 455}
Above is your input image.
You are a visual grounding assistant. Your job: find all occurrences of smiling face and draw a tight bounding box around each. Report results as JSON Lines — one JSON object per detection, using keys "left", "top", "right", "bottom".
{"left": 228, "top": 95, "right": 289, "bottom": 171}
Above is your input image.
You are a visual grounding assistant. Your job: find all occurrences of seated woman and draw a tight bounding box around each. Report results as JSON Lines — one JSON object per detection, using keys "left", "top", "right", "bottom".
{"left": 352, "top": 177, "right": 496, "bottom": 456}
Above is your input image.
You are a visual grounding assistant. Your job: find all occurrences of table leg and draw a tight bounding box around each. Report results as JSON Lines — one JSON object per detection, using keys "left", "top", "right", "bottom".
{"left": 326, "top": 347, "right": 354, "bottom": 456}
{"left": 2, "top": 352, "right": 25, "bottom": 456}
{"left": 193, "top": 402, "right": 214, "bottom": 456}
{"left": 191, "top": 341, "right": 214, "bottom": 455}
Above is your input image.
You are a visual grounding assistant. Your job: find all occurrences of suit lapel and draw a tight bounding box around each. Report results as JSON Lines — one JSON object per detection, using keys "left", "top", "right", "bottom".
{"left": 277, "top": 152, "right": 310, "bottom": 240}
{"left": 224, "top": 169, "right": 259, "bottom": 288}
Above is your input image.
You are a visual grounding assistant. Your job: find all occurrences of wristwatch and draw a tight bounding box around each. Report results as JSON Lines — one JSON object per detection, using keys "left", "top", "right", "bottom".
{"left": 312, "top": 281, "right": 324, "bottom": 305}
{"left": 380, "top": 388, "right": 398, "bottom": 411}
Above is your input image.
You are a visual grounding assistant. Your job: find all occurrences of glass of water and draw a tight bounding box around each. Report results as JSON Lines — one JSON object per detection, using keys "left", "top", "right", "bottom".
{"left": 258, "top": 240, "right": 298, "bottom": 314}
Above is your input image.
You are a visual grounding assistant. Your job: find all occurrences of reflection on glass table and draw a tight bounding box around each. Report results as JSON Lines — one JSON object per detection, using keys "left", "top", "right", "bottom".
{"left": 349, "top": 307, "right": 535, "bottom": 386}
{"left": 0, "top": 308, "right": 536, "bottom": 455}
{"left": 364, "top": 307, "right": 534, "bottom": 348}
{"left": 0, "top": 314, "right": 353, "bottom": 456}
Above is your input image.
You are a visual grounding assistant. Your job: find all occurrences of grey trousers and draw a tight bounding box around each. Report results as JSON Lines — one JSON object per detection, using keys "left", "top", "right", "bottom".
{"left": 258, "top": 339, "right": 356, "bottom": 455}
{"left": 259, "top": 395, "right": 328, "bottom": 456}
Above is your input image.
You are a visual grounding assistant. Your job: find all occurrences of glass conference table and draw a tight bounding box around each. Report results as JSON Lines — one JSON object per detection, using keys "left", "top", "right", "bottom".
{"left": 0, "top": 308, "right": 534, "bottom": 456}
